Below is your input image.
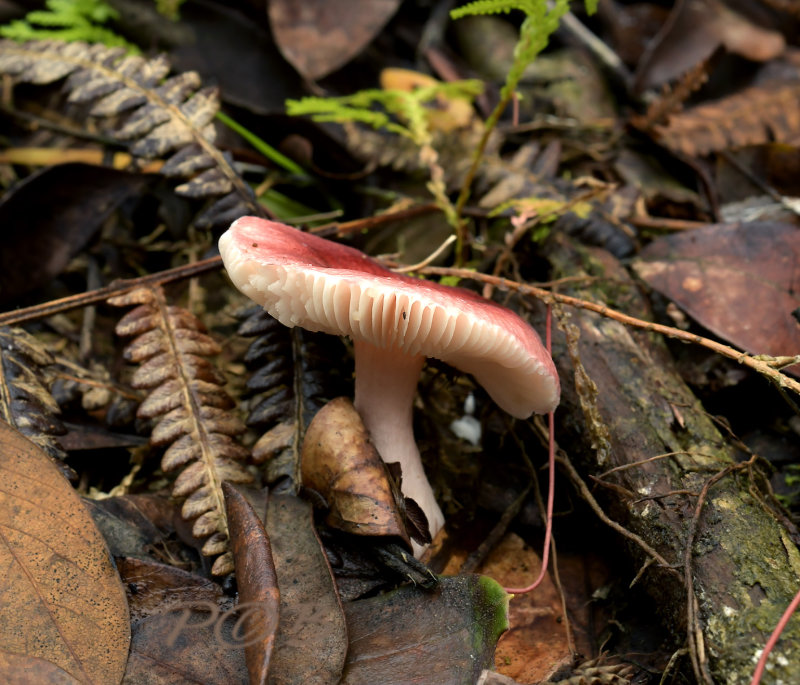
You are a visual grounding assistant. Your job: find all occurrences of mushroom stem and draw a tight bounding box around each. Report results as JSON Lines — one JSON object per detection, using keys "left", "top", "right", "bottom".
{"left": 352, "top": 340, "right": 445, "bottom": 548}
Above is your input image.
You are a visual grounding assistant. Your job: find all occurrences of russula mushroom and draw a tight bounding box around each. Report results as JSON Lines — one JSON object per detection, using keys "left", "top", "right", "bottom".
{"left": 219, "top": 216, "right": 560, "bottom": 551}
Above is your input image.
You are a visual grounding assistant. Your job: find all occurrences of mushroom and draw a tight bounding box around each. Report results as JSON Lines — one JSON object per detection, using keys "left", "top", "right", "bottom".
{"left": 219, "top": 217, "right": 560, "bottom": 551}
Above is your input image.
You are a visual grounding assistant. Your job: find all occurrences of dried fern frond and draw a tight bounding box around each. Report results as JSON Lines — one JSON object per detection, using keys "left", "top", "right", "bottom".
{"left": 653, "top": 82, "right": 800, "bottom": 157}
{"left": 0, "top": 39, "right": 265, "bottom": 227}
{"left": 0, "top": 326, "right": 70, "bottom": 474}
{"left": 237, "top": 307, "right": 349, "bottom": 487}
{"left": 109, "top": 286, "right": 252, "bottom": 576}
{"left": 543, "top": 654, "right": 635, "bottom": 685}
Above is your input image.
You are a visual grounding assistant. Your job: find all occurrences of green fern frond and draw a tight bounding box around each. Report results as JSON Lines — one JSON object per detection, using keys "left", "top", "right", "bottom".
{"left": 0, "top": 0, "right": 137, "bottom": 53}
{"left": 451, "top": 0, "right": 541, "bottom": 18}
{"left": 287, "top": 80, "right": 482, "bottom": 146}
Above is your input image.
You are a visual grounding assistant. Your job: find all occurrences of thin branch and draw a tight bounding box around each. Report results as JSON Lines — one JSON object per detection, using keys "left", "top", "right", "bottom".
{"left": 0, "top": 257, "right": 223, "bottom": 327}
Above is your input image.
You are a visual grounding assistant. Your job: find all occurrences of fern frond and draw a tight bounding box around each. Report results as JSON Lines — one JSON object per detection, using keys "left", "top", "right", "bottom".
{"left": 0, "top": 39, "right": 265, "bottom": 227}
{"left": 287, "top": 80, "right": 483, "bottom": 146}
{"left": 451, "top": 0, "right": 541, "bottom": 18}
{"left": 237, "top": 308, "right": 349, "bottom": 487}
{"left": 0, "top": 0, "right": 136, "bottom": 52}
{"left": 109, "top": 286, "right": 253, "bottom": 576}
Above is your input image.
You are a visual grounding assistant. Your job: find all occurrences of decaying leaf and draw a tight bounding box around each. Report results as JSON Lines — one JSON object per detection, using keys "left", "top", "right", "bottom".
{"left": 482, "top": 535, "right": 569, "bottom": 683}
{"left": 120, "top": 557, "right": 248, "bottom": 684}
{"left": 0, "top": 164, "right": 148, "bottom": 303}
{"left": 0, "top": 650, "right": 81, "bottom": 685}
{"left": 301, "top": 396, "right": 415, "bottom": 548}
{"left": 634, "top": 221, "right": 800, "bottom": 373}
{"left": 109, "top": 285, "right": 253, "bottom": 575}
{"left": 0, "top": 326, "right": 68, "bottom": 471}
{"left": 238, "top": 307, "right": 347, "bottom": 486}
{"left": 633, "top": 0, "right": 785, "bottom": 92}
{"left": 0, "top": 421, "right": 130, "bottom": 684}
{"left": 266, "top": 493, "right": 348, "bottom": 685}
{"left": 223, "top": 482, "right": 280, "bottom": 685}
{"left": 268, "top": 0, "right": 401, "bottom": 80}
{"left": 653, "top": 82, "right": 800, "bottom": 157}
{"left": 0, "top": 39, "right": 264, "bottom": 227}
{"left": 341, "top": 575, "right": 509, "bottom": 684}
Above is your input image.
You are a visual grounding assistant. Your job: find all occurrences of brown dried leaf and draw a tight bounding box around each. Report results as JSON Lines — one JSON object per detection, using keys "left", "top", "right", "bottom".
{"left": 0, "top": 164, "right": 148, "bottom": 304}
{"left": 0, "top": 422, "right": 130, "bottom": 684}
{"left": 120, "top": 557, "right": 248, "bottom": 684}
{"left": 266, "top": 493, "right": 348, "bottom": 685}
{"left": 109, "top": 286, "right": 252, "bottom": 574}
{"left": 0, "top": 649, "right": 81, "bottom": 685}
{"left": 482, "top": 535, "right": 569, "bottom": 683}
{"left": 269, "top": 0, "right": 401, "bottom": 80}
{"left": 302, "top": 397, "right": 411, "bottom": 547}
{"left": 341, "top": 575, "right": 509, "bottom": 684}
{"left": 634, "top": 0, "right": 785, "bottom": 92}
{"left": 654, "top": 82, "right": 800, "bottom": 156}
{"left": 223, "top": 483, "right": 280, "bottom": 685}
{"left": 633, "top": 221, "right": 800, "bottom": 373}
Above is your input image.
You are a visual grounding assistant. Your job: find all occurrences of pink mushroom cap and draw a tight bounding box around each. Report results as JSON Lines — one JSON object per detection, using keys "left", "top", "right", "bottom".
{"left": 219, "top": 216, "right": 560, "bottom": 417}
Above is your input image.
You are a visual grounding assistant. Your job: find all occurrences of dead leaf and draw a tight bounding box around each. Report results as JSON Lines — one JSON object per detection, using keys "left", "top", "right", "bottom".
{"left": 266, "top": 493, "right": 348, "bottom": 685}
{"left": 120, "top": 557, "right": 247, "bottom": 684}
{"left": 634, "top": 222, "right": 800, "bottom": 373}
{"left": 0, "top": 164, "right": 148, "bottom": 304}
{"left": 301, "top": 397, "right": 412, "bottom": 546}
{"left": 0, "top": 648, "right": 81, "bottom": 685}
{"left": 223, "top": 482, "right": 280, "bottom": 685}
{"left": 86, "top": 494, "right": 180, "bottom": 563}
{"left": 268, "top": 0, "right": 401, "bottom": 80}
{"left": 0, "top": 422, "right": 130, "bottom": 684}
{"left": 481, "top": 535, "right": 570, "bottom": 683}
{"left": 341, "top": 575, "right": 509, "bottom": 684}
{"left": 634, "top": 0, "right": 785, "bottom": 92}
{"left": 169, "top": 0, "right": 303, "bottom": 115}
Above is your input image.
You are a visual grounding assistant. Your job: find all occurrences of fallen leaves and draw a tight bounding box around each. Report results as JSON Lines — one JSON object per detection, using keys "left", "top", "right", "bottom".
{"left": 301, "top": 397, "right": 415, "bottom": 547}
{"left": 634, "top": 222, "right": 800, "bottom": 373}
{"left": 341, "top": 575, "right": 509, "bottom": 685}
{"left": 268, "top": 0, "right": 401, "bottom": 80}
{"left": 0, "top": 422, "right": 130, "bottom": 684}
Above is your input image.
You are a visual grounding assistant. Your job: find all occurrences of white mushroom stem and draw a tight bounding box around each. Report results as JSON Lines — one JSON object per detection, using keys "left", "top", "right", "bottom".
{"left": 352, "top": 340, "right": 445, "bottom": 551}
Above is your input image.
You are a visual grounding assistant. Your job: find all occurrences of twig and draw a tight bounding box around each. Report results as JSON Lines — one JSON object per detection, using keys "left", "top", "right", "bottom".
{"left": 597, "top": 451, "right": 720, "bottom": 479}
{"left": 0, "top": 257, "right": 223, "bottom": 327}
{"left": 392, "top": 235, "right": 456, "bottom": 273}
{"left": 459, "top": 482, "right": 531, "bottom": 575}
{"left": 310, "top": 203, "right": 439, "bottom": 238}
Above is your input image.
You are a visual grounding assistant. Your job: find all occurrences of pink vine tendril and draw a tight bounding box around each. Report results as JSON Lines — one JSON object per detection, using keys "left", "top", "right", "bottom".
{"left": 504, "top": 303, "right": 555, "bottom": 595}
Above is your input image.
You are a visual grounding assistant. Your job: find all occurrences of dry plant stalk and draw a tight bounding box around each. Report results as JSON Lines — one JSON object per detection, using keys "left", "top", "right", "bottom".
{"left": 109, "top": 285, "right": 252, "bottom": 575}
